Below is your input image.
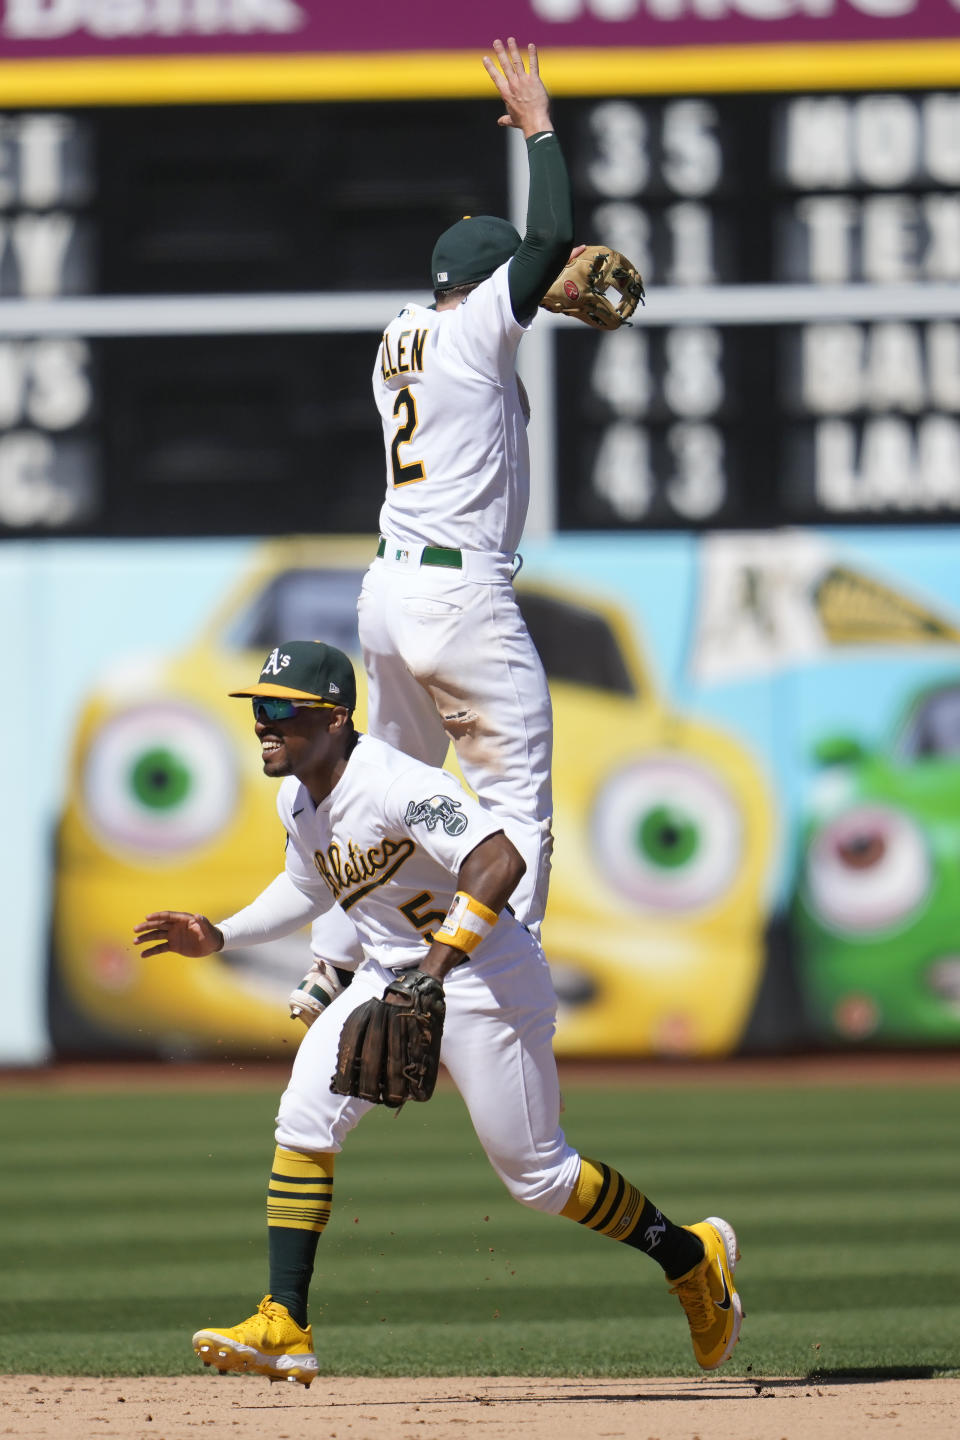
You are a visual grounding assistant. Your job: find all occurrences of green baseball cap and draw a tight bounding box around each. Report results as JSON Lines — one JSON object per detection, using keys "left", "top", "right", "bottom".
{"left": 431, "top": 215, "right": 521, "bottom": 291}
{"left": 229, "top": 640, "right": 357, "bottom": 710}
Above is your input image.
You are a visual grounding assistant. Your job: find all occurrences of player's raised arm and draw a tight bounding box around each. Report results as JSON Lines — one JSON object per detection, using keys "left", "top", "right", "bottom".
{"left": 482, "top": 38, "right": 553, "bottom": 138}
{"left": 483, "top": 39, "right": 575, "bottom": 324}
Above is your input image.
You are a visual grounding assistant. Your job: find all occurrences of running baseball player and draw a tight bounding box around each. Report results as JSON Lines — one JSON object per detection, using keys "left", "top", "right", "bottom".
{"left": 133, "top": 641, "right": 743, "bottom": 1386}
{"left": 355, "top": 37, "right": 576, "bottom": 943}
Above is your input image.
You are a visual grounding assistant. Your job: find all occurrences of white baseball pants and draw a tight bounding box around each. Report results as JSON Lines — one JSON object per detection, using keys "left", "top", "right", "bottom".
{"left": 356, "top": 545, "right": 554, "bottom": 936}
{"left": 276, "top": 933, "right": 581, "bottom": 1212}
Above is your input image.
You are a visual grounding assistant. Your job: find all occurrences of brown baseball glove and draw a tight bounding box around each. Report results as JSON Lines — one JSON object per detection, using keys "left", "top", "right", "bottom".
{"left": 540, "top": 244, "right": 645, "bottom": 330}
{"left": 330, "top": 970, "right": 445, "bottom": 1109}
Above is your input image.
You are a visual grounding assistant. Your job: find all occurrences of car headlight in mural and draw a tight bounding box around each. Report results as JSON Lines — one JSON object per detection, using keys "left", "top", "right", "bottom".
{"left": 83, "top": 704, "right": 237, "bottom": 855}
{"left": 592, "top": 757, "right": 743, "bottom": 914}
{"left": 803, "top": 805, "right": 931, "bottom": 935}
{"left": 49, "top": 537, "right": 775, "bottom": 1060}
{"left": 793, "top": 676, "right": 960, "bottom": 1045}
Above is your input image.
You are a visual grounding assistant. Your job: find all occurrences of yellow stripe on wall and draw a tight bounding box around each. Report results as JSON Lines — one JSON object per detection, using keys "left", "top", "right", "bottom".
{"left": 0, "top": 41, "right": 957, "bottom": 108}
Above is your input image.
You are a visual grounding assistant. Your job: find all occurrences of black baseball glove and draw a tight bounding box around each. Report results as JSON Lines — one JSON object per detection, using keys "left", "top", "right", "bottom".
{"left": 330, "top": 970, "right": 445, "bottom": 1109}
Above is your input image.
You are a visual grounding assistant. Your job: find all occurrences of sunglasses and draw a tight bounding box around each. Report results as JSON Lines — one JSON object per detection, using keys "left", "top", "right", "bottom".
{"left": 251, "top": 698, "right": 336, "bottom": 721}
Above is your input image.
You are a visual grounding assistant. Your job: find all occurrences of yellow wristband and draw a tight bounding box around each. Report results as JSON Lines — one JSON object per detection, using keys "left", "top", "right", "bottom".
{"left": 434, "top": 891, "right": 498, "bottom": 953}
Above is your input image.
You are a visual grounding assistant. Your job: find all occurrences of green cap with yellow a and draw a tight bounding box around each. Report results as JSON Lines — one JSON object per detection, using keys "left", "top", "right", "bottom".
{"left": 229, "top": 640, "right": 356, "bottom": 710}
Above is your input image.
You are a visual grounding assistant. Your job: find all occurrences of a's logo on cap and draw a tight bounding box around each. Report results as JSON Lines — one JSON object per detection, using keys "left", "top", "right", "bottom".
{"left": 262, "top": 647, "right": 291, "bottom": 676}
{"left": 563, "top": 279, "right": 579, "bottom": 300}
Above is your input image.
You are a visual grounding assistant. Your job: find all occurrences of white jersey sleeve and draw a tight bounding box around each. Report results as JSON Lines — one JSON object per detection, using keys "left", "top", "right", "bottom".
{"left": 382, "top": 763, "right": 505, "bottom": 879}
{"left": 217, "top": 871, "right": 325, "bottom": 949}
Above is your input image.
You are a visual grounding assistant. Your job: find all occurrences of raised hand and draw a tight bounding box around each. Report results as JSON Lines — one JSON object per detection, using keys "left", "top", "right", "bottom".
{"left": 482, "top": 38, "right": 553, "bottom": 138}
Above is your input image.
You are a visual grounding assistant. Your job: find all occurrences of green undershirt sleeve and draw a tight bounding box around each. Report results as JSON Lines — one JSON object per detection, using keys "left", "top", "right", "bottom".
{"left": 507, "top": 132, "right": 575, "bottom": 325}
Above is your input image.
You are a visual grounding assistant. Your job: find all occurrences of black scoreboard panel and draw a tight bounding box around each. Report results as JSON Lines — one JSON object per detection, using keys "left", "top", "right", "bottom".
{"left": 555, "top": 317, "right": 960, "bottom": 530}
{"left": 552, "top": 87, "right": 959, "bottom": 531}
{"left": 96, "top": 102, "right": 509, "bottom": 295}
{"left": 5, "top": 332, "right": 386, "bottom": 536}
{"left": 556, "top": 323, "right": 772, "bottom": 530}
{"left": 1, "top": 89, "right": 957, "bottom": 537}
{"left": 103, "top": 332, "right": 388, "bottom": 536}
{"left": 553, "top": 91, "right": 959, "bottom": 287}
{"left": 1, "top": 102, "right": 508, "bottom": 296}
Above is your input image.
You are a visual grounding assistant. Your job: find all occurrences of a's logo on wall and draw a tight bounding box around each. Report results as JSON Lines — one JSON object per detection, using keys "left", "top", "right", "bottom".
{"left": 814, "top": 566, "right": 960, "bottom": 645}
{"left": 689, "top": 533, "right": 960, "bottom": 683}
{"left": 262, "top": 648, "right": 291, "bottom": 676}
{"left": 405, "top": 795, "right": 469, "bottom": 836}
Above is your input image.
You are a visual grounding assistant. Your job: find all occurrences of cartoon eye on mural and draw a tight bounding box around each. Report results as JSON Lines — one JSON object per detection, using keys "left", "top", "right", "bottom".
{"left": 793, "top": 677, "right": 960, "bottom": 1046}
{"left": 47, "top": 538, "right": 776, "bottom": 1061}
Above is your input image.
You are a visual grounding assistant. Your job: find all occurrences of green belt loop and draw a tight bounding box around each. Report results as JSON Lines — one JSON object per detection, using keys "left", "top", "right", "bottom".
{"left": 375, "top": 538, "right": 462, "bottom": 569}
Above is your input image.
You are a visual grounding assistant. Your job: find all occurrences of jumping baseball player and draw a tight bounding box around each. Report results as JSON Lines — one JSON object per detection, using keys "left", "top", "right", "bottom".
{"left": 353, "top": 36, "right": 577, "bottom": 943}
{"left": 133, "top": 641, "right": 743, "bottom": 1386}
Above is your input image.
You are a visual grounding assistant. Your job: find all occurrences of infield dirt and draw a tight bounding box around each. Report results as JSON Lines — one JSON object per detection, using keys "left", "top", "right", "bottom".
{"left": 3, "top": 1373, "right": 959, "bottom": 1440}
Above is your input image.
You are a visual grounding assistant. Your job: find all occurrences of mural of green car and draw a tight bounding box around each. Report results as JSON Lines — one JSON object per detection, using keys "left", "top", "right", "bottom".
{"left": 793, "top": 676, "right": 960, "bottom": 1044}
{"left": 49, "top": 537, "right": 775, "bottom": 1060}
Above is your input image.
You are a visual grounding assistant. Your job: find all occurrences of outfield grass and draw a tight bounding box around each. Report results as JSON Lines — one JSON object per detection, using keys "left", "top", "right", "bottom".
{"left": 1, "top": 1072, "right": 957, "bottom": 1378}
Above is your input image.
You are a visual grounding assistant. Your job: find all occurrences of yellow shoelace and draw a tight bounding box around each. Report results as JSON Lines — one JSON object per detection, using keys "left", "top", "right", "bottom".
{"left": 669, "top": 1265, "right": 713, "bottom": 1333}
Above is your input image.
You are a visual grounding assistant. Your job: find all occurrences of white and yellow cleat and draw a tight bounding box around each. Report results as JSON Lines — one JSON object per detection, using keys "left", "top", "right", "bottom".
{"left": 669, "top": 1216, "right": 743, "bottom": 1370}
{"left": 193, "top": 1295, "right": 318, "bottom": 1386}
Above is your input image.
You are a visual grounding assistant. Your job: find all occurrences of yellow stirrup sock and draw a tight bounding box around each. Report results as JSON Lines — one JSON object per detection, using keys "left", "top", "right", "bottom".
{"left": 267, "top": 1146, "right": 335, "bottom": 1327}
{"left": 561, "top": 1155, "right": 706, "bottom": 1276}
{"left": 560, "top": 1156, "right": 644, "bottom": 1240}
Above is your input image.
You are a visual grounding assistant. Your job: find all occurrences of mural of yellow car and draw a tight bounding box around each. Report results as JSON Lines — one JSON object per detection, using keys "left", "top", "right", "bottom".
{"left": 524, "top": 584, "right": 776, "bottom": 1057}
{"left": 50, "top": 537, "right": 775, "bottom": 1059}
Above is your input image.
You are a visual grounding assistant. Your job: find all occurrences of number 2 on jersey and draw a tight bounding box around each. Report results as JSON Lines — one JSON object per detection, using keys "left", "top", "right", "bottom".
{"left": 391, "top": 387, "right": 426, "bottom": 486}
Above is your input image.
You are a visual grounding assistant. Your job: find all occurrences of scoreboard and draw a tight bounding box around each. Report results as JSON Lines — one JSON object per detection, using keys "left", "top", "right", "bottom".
{"left": 0, "top": 85, "right": 958, "bottom": 537}
{"left": 553, "top": 89, "right": 960, "bottom": 529}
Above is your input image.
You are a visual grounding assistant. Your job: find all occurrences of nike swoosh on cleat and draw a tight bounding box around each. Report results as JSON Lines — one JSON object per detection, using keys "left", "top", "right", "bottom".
{"left": 715, "top": 1263, "right": 732, "bottom": 1312}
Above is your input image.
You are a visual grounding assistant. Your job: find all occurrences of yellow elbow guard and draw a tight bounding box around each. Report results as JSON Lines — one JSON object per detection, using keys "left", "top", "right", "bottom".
{"left": 434, "top": 891, "right": 498, "bottom": 953}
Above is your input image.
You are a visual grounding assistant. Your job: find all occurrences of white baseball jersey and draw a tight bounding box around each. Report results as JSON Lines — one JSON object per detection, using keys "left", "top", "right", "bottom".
{"left": 373, "top": 262, "right": 531, "bottom": 554}
{"left": 219, "top": 731, "right": 579, "bottom": 1211}
{"left": 275, "top": 733, "right": 524, "bottom": 970}
{"left": 270, "top": 732, "right": 578, "bottom": 1209}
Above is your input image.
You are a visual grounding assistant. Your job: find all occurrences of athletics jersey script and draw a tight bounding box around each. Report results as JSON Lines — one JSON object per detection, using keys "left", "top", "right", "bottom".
{"left": 372, "top": 261, "right": 533, "bottom": 555}
{"left": 278, "top": 734, "right": 508, "bottom": 969}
